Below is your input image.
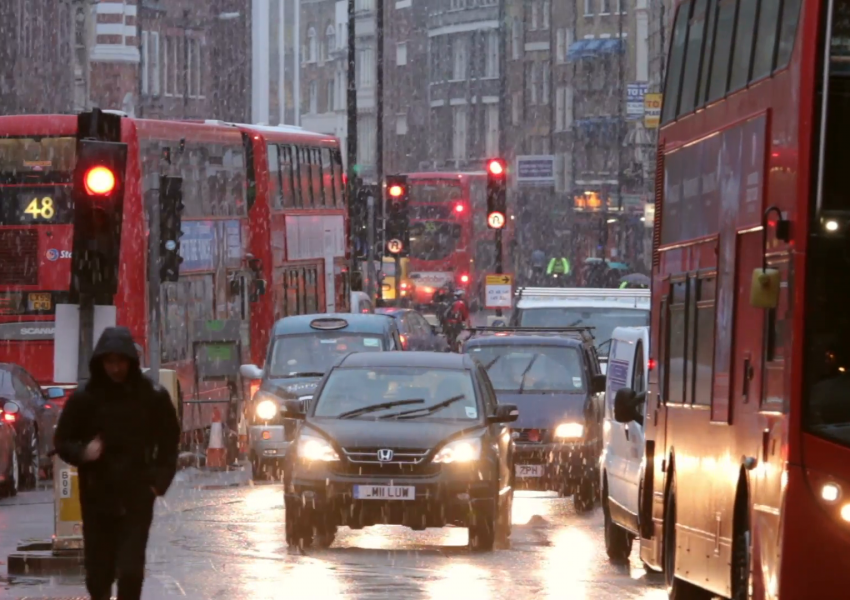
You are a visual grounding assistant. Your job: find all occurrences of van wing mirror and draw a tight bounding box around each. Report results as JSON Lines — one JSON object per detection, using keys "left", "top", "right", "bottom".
{"left": 488, "top": 404, "right": 519, "bottom": 424}
{"left": 613, "top": 388, "right": 646, "bottom": 423}
{"left": 282, "top": 398, "right": 307, "bottom": 419}
{"left": 240, "top": 364, "right": 264, "bottom": 380}
{"left": 591, "top": 374, "right": 607, "bottom": 394}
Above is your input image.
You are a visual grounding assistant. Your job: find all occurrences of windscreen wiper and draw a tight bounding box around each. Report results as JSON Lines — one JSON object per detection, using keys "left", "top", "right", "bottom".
{"left": 483, "top": 355, "right": 503, "bottom": 370}
{"left": 381, "top": 394, "right": 467, "bottom": 420}
{"left": 338, "top": 399, "right": 425, "bottom": 419}
{"left": 518, "top": 355, "right": 541, "bottom": 393}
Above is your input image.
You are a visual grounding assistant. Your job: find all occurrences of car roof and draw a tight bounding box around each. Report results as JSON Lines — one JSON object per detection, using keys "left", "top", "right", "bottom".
{"left": 337, "top": 351, "right": 473, "bottom": 369}
{"left": 464, "top": 334, "right": 585, "bottom": 348}
{"left": 514, "top": 287, "right": 650, "bottom": 310}
{"left": 272, "top": 313, "right": 394, "bottom": 336}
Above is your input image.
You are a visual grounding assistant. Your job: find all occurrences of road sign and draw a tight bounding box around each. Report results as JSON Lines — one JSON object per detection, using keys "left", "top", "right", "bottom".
{"left": 487, "top": 212, "right": 506, "bottom": 229}
{"left": 387, "top": 239, "right": 404, "bottom": 254}
{"left": 54, "top": 455, "right": 83, "bottom": 553}
{"left": 485, "top": 273, "right": 513, "bottom": 309}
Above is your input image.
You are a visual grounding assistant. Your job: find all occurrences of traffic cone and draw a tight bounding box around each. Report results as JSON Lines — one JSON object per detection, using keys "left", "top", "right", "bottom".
{"left": 206, "top": 407, "right": 226, "bottom": 469}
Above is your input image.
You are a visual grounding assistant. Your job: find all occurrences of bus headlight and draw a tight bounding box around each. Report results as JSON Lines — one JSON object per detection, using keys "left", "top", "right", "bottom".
{"left": 256, "top": 398, "right": 278, "bottom": 420}
{"left": 554, "top": 422, "right": 584, "bottom": 439}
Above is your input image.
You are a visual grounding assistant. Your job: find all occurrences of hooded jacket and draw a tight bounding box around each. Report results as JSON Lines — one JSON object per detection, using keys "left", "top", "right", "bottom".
{"left": 54, "top": 327, "right": 180, "bottom": 512}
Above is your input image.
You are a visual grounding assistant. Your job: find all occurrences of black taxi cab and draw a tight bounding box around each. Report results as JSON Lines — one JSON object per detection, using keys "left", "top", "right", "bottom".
{"left": 239, "top": 314, "right": 403, "bottom": 480}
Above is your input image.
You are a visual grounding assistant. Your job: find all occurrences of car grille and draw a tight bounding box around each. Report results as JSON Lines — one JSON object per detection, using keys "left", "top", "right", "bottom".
{"left": 0, "top": 229, "right": 38, "bottom": 285}
{"left": 334, "top": 447, "right": 439, "bottom": 477}
{"left": 513, "top": 429, "right": 551, "bottom": 444}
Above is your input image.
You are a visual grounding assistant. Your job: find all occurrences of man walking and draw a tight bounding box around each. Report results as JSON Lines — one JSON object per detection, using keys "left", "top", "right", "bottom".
{"left": 54, "top": 327, "right": 180, "bottom": 600}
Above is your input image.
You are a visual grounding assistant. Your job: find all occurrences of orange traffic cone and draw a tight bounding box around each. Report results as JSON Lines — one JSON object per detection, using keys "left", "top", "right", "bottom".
{"left": 206, "top": 407, "right": 226, "bottom": 469}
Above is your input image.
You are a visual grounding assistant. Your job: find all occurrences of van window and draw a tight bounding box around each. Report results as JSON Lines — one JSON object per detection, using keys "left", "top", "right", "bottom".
{"left": 633, "top": 343, "right": 646, "bottom": 393}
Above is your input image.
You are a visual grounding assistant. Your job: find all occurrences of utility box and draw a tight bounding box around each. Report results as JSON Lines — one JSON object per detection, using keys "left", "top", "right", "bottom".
{"left": 53, "top": 455, "right": 83, "bottom": 554}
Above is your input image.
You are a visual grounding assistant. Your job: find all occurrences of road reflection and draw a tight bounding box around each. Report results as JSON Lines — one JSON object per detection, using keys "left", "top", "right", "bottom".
{"left": 427, "top": 563, "right": 493, "bottom": 600}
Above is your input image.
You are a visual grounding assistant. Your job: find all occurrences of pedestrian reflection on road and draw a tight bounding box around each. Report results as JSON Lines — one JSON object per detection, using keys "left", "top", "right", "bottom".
{"left": 427, "top": 563, "right": 492, "bottom": 600}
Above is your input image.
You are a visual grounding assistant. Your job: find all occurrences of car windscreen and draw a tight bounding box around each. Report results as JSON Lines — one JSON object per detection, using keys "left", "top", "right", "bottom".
{"left": 314, "top": 367, "right": 479, "bottom": 421}
{"left": 467, "top": 344, "right": 586, "bottom": 393}
{"left": 268, "top": 333, "right": 384, "bottom": 378}
{"left": 517, "top": 307, "right": 649, "bottom": 352}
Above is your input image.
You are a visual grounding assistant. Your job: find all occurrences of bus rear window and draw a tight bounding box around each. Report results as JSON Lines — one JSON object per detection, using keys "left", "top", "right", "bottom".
{"left": 0, "top": 137, "right": 76, "bottom": 184}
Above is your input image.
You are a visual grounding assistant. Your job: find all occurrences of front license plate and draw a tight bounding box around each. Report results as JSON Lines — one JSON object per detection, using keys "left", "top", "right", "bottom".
{"left": 516, "top": 464, "right": 544, "bottom": 478}
{"left": 353, "top": 485, "right": 415, "bottom": 500}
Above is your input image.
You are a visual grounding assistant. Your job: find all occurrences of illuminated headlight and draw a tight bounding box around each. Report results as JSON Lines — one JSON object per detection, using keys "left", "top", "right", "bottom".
{"left": 255, "top": 398, "right": 278, "bottom": 420}
{"left": 433, "top": 438, "right": 481, "bottom": 464}
{"left": 298, "top": 435, "right": 340, "bottom": 462}
{"left": 822, "top": 482, "right": 841, "bottom": 503}
{"left": 554, "top": 422, "right": 584, "bottom": 439}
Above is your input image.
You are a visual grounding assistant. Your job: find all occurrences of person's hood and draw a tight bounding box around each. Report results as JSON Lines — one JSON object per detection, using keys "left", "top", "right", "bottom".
{"left": 89, "top": 326, "right": 142, "bottom": 383}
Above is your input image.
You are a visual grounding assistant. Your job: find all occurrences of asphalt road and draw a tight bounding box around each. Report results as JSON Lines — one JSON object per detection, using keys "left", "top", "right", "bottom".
{"left": 0, "top": 468, "right": 667, "bottom": 600}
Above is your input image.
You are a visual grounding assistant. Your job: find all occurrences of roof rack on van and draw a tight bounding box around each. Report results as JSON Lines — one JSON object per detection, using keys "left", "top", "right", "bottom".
{"left": 515, "top": 287, "right": 650, "bottom": 299}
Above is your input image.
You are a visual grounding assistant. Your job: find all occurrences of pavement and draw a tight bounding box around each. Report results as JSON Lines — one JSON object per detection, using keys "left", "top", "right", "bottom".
{"left": 0, "top": 466, "right": 670, "bottom": 600}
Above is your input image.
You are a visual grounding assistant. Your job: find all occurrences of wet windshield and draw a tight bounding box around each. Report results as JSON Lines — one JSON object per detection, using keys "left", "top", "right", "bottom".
{"left": 0, "top": 136, "right": 76, "bottom": 184}
{"left": 409, "top": 221, "right": 462, "bottom": 261}
{"left": 314, "top": 367, "right": 478, "bottom": 420}
{"left": 467, "top": 345, "right": 586, "bottom": 393}
{"left": 268, "top": 333, "right": 384, "bottom": 378}
{"left": 518, "top": 308, "right": 649, "bottom": 352}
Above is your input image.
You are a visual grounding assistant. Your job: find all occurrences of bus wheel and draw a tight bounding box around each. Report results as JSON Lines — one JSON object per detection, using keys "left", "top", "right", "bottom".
{"left": 664, "top": 481, "right": 713, "bottom": 599}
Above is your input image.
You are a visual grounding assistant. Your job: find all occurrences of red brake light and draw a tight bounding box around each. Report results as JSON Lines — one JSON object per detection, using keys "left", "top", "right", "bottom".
{"left": 2, "top": 412, "right": 15, "bottom": 422}
{"left": 400, "top": 282, "right": 408, "bottom": 289}
{"left": 460, "top": 274, "right": 470, "bottom": 284}
{"left": 648, "top": 358, "right": 657, "bottom": 371}
{"left": 84, "top": 166, "right": 116, "bottom": 195}
{"left": 44, "top": 404, "right": 52, "bottom": 410}
{"left": 388, "top": 185, "right": 404, "bottom": 198}
{"left": 400, "top": 334, "right": 409, "bottom": 349}
{"left": 455, "top": 204, "right": 465, "bottom": 213}
{"left": 487, "top": 159, "right": 505, "bottom": 176}
{"left": 249, "top": 381, "right": 260, "bottom": 400}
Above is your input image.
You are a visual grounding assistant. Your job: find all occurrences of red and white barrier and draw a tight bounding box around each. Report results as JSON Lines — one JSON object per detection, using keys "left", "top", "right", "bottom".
{"left": 206, "top": 407, "right": 226, "bottom": 469}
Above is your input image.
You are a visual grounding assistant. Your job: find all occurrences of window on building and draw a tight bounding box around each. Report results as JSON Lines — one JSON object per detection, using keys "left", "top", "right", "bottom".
{"left": 326, "top": 24, "right": 336, "bottom": 57}
{"left": 309, "top": 80, "right": 318, "bottom": 113}
{"left": 164, "top": 36, "right": 172, "bottom": 96}
{"left": 141, "top": 31, "right": 150, "bottom": 95}
{"left": 707, "top": 0, "right": 735, "bottom": 102}
{"left": 543, "top": 1, "right": 551, "bottom": 28}
{"left": 512, "top": 20, "right": 521, "bottom": 60}
{"left": 565, "top": 85, "right": 574, "bottom": 128}
{"left": 530, "top": 1, "right": 539, "bottom": 29}
{"left": 617, "top": 0, "right": 625, "bottom": 12}
{"left": 485, "top": 104, "right": 499, "bottom": 155}
{"left": 396, "top": 113, "right": 408, "bottom": 135}
{"left": 512, "top": 91, "right": 522, "bottom": 124}
{"left": 528, "top": 62, "right": 538, "bottom": 105}
{"left": 326, "top": 80, "right": 334, "bottom": 113}
{"left": 556, "top": 86, "right": 565, "bottom": 129}
{"left": 151, "top": 32, "right": 160, "bottom": 96}
{"left": 308, "top": 27, "right": 317, "bottom": 62}
{"left": 556, "top": 29, "right": 566, "bottom": 62}
{"left": 485, "top": 31, "right": 499, "bottom": 77}
{"left": 397, "top": 41, "right": 408, "bottom": 66}
{"left": 585, "top": 0, "right": 594, "bottom": 16}
{"left": 452, "top": 107, "right": 468, "bottom": 159}
{"left": 602, "top": 0, "right": 611, "bottom": 13}
{"left": 358, "top": 48, "right": 375, "bottom": 87}
{"left": 542, "top": 60, "right": 551, "bottom": 104}
{"left": 453, "top": 36, "right": 468, "bottom": 79}
{"left": 661, "top": 1, "right": 691, "bottom": 123}
{"left": 358, "top": 118, "right": 376, "bottom": 167}
{"left": 189, "top": 38, "right": 202, "bottom": 98}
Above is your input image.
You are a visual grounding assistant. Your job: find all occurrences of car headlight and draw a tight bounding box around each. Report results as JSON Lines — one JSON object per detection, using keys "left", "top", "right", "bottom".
{"left": 554, "top": 422, "right": 584, "bottom": 439}
{"left": 433, "top": 438, "right": 482, "bottom": 464}
{"left": 297, "top": 435, "right": 340, "bottom": 462}
{"left": 255, "top": 398, "right": 278, "bottom": 420}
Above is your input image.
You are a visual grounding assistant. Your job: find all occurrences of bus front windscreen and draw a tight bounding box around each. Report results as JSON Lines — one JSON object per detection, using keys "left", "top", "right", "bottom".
{"left": 409, "top": 221, "right": 462, "bottom": 261}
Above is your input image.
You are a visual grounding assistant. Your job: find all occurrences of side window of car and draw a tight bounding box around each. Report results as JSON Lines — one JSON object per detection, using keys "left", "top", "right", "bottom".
{"left": 633, "top": 343, "right": 647, "bottom": 393}
{"left": 477, "top": 365, "right": 497, "bottom": 415}
{"left": 11, "top": 374, "right": 29, "bottom": 398}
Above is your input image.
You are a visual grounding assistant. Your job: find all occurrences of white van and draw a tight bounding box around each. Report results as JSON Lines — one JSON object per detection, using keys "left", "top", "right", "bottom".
{"left": 600, "top": 325, "right": 650, "bottom": 562}
{"left": 350, "top": 291, "right": 374, "bottom": 314}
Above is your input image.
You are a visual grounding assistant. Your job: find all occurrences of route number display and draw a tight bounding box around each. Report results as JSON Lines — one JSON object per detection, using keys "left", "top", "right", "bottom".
{"left": 24, "top": 197, "right": 55, "bottom": 220}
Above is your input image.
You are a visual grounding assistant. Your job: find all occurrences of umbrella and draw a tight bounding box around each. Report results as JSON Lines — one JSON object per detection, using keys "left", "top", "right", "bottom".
{"left": 620, "top": 273, "right": 651, "bottom": 286}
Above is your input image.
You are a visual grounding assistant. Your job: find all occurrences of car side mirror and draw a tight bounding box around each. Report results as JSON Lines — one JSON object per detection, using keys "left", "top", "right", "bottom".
{"left": 3, "top": 401, "right": 19, "bottom": 415}
{"left": 282, "top": 398, "right": 306, "bottom": 420}
{"left": 591, "top": 374, "right": 607, "bottom": 394}
{"left": 488, "top": 403, "right": 519, "bottom": 424}
{"left": 614, "top": 388, "right": 646, "bottom": 424}
{"left": 45, "top": 387, "right": 66, "bottom": 400}
{"left": 430, "top": 324, "right": 439, "bottom": 334}
{"left": 240, "top": 364, "right": 264, "bottom": 380}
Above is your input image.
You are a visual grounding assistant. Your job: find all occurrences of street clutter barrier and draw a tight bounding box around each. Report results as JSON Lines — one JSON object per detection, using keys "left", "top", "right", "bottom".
{"left": 206, "top": 406, "right": 226, "bottom": 469}
{"left": 54, "top": 454, "right": 83, "bottom": 554}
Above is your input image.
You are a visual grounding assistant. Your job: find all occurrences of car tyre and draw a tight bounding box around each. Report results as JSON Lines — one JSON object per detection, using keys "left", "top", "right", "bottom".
{"left": 1, "top": 446, "right": 19, "bottom": 498}
{"left": 496, "top": 488, "right": 513, "bottom": 546}
{"left": 603, "top": 486, "right": 633, "bottom": 562}
{"left": 574, "top": 477, "right": 596, "bottom": 512}
{"left": 468, "top": 503, "right": 496, "bottom": 552}
{"left": 285, "top": 498, "right": 314, "bottom": 549}
{"left": 664, "top": 480, "right": 713, "bottom": 599}
{"left": 251, "top": 454, "right": 268, "bottom": 482}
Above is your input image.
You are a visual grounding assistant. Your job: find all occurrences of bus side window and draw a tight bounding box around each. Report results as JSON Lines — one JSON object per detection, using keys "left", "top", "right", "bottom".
{"left": 291, "top": 145, "right": 302, "bottom": 208}
{"left": 311, "top": 148, "right": 323, "bottom": 207}
{"left": 282, "top": 145, "right": 295, "bottom": 208}
{"left": 331, "top": 149, "right": 344, "bottom": 208}
{"left": 707, "top": 0, "right": 737, "bottom": 102}
{"left": 321, "top": 148, "right": 334, "bottom": 207}
{"left": 268, "top": 143, "right": 282, "bottom": 210}
{"left": 667, "top": 279, "right": 688, "bottom": 404}
{"left": 762, "top": 259, "right": 789, "bottom": 409}
{"left": 300, "top": 147, "right": 314, "bottom": 208}
{"left": 693, "top": 275, "right": 717, "bottom": 405}
{"left": 775, "top": 0, "right": 802, "bottom": 70}
{"left": 661, "top": 0, "right": 692, "bottom": 124}
{"left": 729, "top": 0, "right": 758, "bottom": 91}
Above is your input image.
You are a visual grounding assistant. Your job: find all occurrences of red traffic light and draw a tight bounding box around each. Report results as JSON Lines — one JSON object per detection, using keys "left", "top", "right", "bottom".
{"left": 388, "top": 184, "right": 404, "bottom": 198}
{"left": 84, "top": 166, "right": 116, "bottom": 195}
{"left": 454, "top": 204, "right": 465, "bottom": 213}
{"left": 487, "top": 159, "right": 506, "bottom": 177}
{"left": 460, "top": 274, "right": 470, "bottom": 283}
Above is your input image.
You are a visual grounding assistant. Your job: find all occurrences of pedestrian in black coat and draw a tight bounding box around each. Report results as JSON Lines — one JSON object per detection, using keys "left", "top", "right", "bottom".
{"left": 54, "top": 326, "right": 180, "bottom": 600}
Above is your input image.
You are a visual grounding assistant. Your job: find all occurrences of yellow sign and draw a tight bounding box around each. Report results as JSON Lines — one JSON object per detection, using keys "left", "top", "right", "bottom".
{"left": 54, "top": 456, "right": 83, "bottom": 552}
{"left": 644, "top": 94, "right": 663, "bottom": 129}
{"left": 486, "top": 274, "right": 513, "bottom": 286}
{"left": 24, "top": 197, "right": 55, "bottom": 220}
{"left": 28, "top": 293, "right": 51, "bottom": 311}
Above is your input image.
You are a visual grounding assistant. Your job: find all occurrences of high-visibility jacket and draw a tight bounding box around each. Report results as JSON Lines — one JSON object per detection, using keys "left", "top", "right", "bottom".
{"left": 547, "top": 257, "right": 570, "bottom": 275}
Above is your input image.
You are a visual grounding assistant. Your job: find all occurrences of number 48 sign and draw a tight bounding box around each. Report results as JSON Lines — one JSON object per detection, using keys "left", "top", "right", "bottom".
{"left": 25, "top": 197, "right": 55, "bottom": 220}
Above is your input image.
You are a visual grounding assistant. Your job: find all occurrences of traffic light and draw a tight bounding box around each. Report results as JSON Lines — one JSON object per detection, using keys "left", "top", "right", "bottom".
{"left": 159, "top": 176, "right": 184, "bottom": 282}
{"left": 486, "top": 158, "right": 507, "bottom": 230}
{"left": 385, "top": 175, "right": 409, "bottom": 256}
{"left": 71, "top": 138, "right": 128, "bottom": 296}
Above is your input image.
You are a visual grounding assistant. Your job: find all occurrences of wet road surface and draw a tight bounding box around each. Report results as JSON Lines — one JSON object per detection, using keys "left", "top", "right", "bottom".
{"left": 1, "top": 469, "right": 667, "bottom": 600}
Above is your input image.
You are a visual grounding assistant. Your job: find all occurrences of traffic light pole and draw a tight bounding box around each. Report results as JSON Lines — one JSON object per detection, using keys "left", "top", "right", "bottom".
{"left": 495, "top": 229, "right": 503, "bottom": 318}
{"left": 394, "top": 255, "right": 401, "bottom": 306}
{"left": 366, "top": 195, "right": 376, "bottom": 302}
{"left": 147, "top": 179, "right": 162, "bottom": 383}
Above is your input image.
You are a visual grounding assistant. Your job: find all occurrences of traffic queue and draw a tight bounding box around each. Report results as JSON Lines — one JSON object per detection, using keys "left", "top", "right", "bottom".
{"left": 236, "top": 284, "right": 650, "bottom": 556}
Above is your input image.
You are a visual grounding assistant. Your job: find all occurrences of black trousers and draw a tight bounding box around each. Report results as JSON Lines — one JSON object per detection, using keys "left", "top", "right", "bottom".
{"left": 82, "top": 504, "right": 154, "bottom": 600}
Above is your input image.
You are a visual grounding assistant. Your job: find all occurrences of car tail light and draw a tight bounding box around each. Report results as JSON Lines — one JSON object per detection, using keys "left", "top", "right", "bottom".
{"left": 460, "top": 274, "right": 470, "bottom": 284}
{"left": 648, "top": 358, "right": 657, "bottom": 371}
{"left": 250, "top": 381, "right": 260, "bottom": 400}
{"left": 400, "top": 282, "right": 408, "bottom": 289}
{"left": 400, "top": 334, "right": 409, "bottom": 350}
{"left": 2, "top": 412, "right": 15, "bottom": 423}
{"left": 454, "top": 203, "right": 465, "bottom": 213}
{"left": 44, "top": 403, "right": 53, "bottom": 410}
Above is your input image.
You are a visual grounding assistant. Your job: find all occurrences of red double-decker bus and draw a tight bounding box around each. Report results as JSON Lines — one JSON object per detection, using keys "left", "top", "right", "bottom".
{"left": 635, "top": 0, "right": 850, "bottom": 595}
{"left": 405, "top": 172, "right": 511, "bottom": 308}
{"left": 0, "top": 115, "right": 346, "bottom": 441}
